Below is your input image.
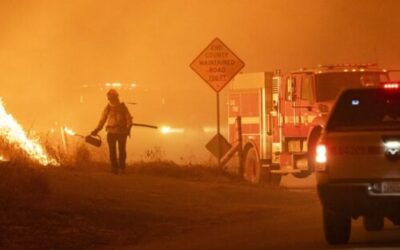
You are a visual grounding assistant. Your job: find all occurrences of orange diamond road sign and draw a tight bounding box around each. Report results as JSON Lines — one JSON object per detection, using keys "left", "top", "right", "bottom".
{"left": 190, "top": 38, "right": 245, "bottom": 92}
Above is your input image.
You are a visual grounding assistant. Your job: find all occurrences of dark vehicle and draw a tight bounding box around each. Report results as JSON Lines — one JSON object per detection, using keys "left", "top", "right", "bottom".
{"left": 315, "top": 82, "right": 400, "bottom": 244}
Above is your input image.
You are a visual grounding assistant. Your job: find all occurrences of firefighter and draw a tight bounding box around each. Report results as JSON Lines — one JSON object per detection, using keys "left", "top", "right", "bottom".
{"left": 91, "top": 89, "right": 133, "bottom": 174}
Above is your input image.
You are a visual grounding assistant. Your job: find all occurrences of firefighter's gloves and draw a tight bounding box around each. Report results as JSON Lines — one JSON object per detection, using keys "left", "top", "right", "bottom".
{"left": 91, "top": 129, "right": 100, "bottom": 136}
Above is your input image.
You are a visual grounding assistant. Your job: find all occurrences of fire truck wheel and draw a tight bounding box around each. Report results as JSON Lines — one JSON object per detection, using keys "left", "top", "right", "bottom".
{"left": 243, "top": 145, "right": 261, "bottom": 184}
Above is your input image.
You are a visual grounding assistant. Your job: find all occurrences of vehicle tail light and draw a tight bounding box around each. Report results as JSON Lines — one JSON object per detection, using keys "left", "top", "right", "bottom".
{"left": 316, "top": 145, "right": 327, "bottom": 163}
{"left": 315, "top": 144, "right": 327, "bottom": 171}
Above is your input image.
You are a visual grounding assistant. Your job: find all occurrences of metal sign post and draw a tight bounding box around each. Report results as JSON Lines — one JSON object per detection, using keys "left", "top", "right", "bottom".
{"left": 190, "top": 38, "right": 245, "bottom": 167}
{"left": 216, "top": 92, "right": 221, "bottom": 166}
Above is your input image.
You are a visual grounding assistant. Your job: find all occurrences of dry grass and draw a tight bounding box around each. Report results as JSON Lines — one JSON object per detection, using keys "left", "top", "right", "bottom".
{"left": 0, "top": 163, "right": 50, "bottom": 211}
{"left": 0, "top": 154, "right": 317, "bottom": 249}
{"left": 0, "top": 165, "right": 317, "bottom": 249}
{"left": 0, "top": 141, "right": 247, "bottom": 249}
{"left": 0, "top": 153, "right": 51, "bottom": 247}
{"left": 61, "top": 144, "right": 241, "bottom": 183}
{"left": 130, "top": 161, "right": 241, "bottom": 183}
{"left": 0, "top": 161, "right": 239, "bottom": 249}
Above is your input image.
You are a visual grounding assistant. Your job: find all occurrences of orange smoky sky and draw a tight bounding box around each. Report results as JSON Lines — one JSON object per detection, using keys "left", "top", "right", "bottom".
{"left": 0, "top": 0, "right": 400, "bottom": 162}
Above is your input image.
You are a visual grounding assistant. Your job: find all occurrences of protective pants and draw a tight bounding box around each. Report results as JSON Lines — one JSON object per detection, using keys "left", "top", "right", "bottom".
{"left": 107, "top": 133, "right": 128, "bottom": 173}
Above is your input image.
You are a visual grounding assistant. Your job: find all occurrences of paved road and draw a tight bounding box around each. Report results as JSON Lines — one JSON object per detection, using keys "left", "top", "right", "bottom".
{"left": 9, "top": 168, "right": 400, "bottom": 249}
{"left": 131, "top": 175, "right": 400, "bottom": 250}
{"left": 133, "top": 198, "right": 400, "bottom": 250}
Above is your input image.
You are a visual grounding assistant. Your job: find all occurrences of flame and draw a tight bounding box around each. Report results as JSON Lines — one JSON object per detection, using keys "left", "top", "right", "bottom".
{"left": 64, "top": 127, "right": 76, "bottom": 136}
{"left": 0, "top": 99, "right": 58, "bottom": 166}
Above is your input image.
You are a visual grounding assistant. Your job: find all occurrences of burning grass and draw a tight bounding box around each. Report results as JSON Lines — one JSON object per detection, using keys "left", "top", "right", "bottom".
{"left": 0, "top": 99, "right": 58, "bottom": 166}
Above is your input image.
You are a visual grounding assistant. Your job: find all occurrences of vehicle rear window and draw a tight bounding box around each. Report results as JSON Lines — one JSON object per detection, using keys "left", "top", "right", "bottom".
{"left": 326, "top": 89, "right": 400, "bottom": 131}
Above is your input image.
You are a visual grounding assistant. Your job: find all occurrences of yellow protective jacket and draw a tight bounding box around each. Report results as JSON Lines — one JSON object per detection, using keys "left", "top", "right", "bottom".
{"left": 95, "top": 102, "right": 133, "bottom": 134}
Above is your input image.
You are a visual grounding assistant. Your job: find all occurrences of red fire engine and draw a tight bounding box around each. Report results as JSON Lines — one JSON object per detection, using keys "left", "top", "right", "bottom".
{"left": 228, "top": 64, "right": 390, "bottom": 184}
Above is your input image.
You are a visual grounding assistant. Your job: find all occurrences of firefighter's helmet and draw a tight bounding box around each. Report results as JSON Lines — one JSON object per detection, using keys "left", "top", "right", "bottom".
{"left": 107, "top": 89, "right": 119, "bottom": 97}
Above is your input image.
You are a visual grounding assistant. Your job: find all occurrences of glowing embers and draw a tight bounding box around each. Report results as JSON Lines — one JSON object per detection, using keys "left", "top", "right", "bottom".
{"left": 64, "top": 127, "right": 76, "bottom": 136}
{"left": 0, "top": 154, "right": 9, "bottom": 166}
{"left": 63, "top": 127, "right": 85, "bottom": 138}
{"left": 0, "top": 155, "right": 8, "bottom": 162}
{"left": 0, "top": 99, "right": 58, "bottom": 166}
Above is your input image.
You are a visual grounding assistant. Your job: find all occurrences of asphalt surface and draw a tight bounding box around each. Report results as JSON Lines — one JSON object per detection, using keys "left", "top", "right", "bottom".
{"left": 129, "top": 175, "right": 400, "bottom": 250}
{"left": 10, "top": 168, "right": 400, "bottom": 249}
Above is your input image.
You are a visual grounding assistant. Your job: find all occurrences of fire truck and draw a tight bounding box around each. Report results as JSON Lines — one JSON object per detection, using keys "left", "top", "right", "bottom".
{"left": 228, "top": 64, "right": 390, "bottom": 185}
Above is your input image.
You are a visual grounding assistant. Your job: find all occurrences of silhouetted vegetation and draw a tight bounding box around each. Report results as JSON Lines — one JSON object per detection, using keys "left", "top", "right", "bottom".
{"left": 0, "top": 163, "right": 50, "bottom": 211}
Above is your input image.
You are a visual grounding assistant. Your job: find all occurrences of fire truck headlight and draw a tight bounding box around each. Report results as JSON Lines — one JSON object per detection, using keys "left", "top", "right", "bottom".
{"left": 315, "top": 144, "right": 327, "bottom": 171}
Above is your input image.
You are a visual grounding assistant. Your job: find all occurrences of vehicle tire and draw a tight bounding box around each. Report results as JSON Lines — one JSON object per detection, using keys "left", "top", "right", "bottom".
{"left": 363, "top": 216, "right": 384, "bottom": 231}
{"left": 243, "top": 145, "right": 261, "bottom": 184}
{"left": 323, "top": 208, "right": 351, "bottom": 245}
